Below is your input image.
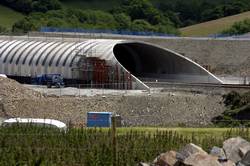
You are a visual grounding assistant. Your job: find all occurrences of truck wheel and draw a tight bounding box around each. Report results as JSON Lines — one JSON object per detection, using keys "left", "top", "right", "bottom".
{"left": 47, "top": 84, "right": 52, "bottom": 88}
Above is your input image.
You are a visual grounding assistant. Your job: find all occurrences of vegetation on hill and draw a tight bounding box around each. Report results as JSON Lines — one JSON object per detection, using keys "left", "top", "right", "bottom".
{"left": 180, "top": 11, "right": 250, "bottom": 36}
{"left": 0, "top": 0, "right": 62, "bottom": 14}
{"left": 1, "top": 0, "right": 250, "bottom": 35}
{"left": 222, "top": 18, "right": 250, "bottom": 35}
{"left": 60, "top": 0, "right": 250, "bottom": 27}
{"left": 0, "top": 5, "right": 24, "bottom": 31}
{"left": 11, "top": 0, "right": 179, "bottom": 34}
{"left": 213, "top": 91, "right": 250, "bottom": 127}
{"left": 61, "top": 0, "right": 121, "bottom": 11}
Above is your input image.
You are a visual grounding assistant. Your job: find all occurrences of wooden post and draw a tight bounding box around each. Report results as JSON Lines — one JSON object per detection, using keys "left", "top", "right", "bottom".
{"left": 111, "top": 116, "right": 117, "bottom": 166}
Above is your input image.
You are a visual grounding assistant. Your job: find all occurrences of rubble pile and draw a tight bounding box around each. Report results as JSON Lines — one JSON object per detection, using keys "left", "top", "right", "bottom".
{"left": 0, "top": 77, "right": 43, "bottom": 101}
{"left": 139, "top": 137, "right": 250, "bottom": 166}
{"left": 0, "top": 77, "right": 225, "bottom": 127}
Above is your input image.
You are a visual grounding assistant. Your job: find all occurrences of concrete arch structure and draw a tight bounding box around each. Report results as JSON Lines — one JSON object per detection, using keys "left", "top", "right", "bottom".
{"left": 0, "top": 39, "right": 222, "bottom": 89}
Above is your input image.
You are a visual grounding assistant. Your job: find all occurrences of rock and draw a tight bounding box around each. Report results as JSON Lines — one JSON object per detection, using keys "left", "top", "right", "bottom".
{"left": 239, "top": 150, "right": 250, "bottom": 166}
{"left": 223, "top": 137, "right": 250, "bottom": 163}
{"left": 237, "top": 163, "right": 245, "bottom": 166}
{"left": 183, "top": 153, "right": 221, "bottom": 166}
{"left": 210, "top": 146, "right": 227, "bottom": 161}
{"left": 153, "top": 151, "right": 181, "bottom": 166}
{"left": 220, "top": 160, "right": 236, "bottom": 166}
{"left": 138, "top": 162, "right": 150, "bottom": 166}
{"left": 239, "top": 147, "right": 250, "bottom": 158}
{"left": 178, "top": 143, "right": 207, "bottom": 161}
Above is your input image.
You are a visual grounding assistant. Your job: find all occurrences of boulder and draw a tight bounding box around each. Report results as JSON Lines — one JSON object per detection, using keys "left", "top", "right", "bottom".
{"left": 138, "top": 162, "right": 150, "bottom": 166}
{"left": 178, "top": 143, "right": 207, "bottom": 161}
{"left": 223, "top": 137, "right": 250, "bottom": 163}
{"left": 239, "top": 150, "right": 250, "bottom": 166}
{"left": 239, "top": 147, "right": 250, "bottom": 158}
{"left": 237, "top": 163, "right": 245, "bottom": 166}
{"left": 210, "top": 146, "right": 227, "bottom": 161}
{"left": 220, "top": 160, "right": 236, "bottom": 166}
{"left": 183, "top": 153, "right": 221, "bottom": 166}
{"left": 153, "top": 151, "right": 181, "bottom": 166}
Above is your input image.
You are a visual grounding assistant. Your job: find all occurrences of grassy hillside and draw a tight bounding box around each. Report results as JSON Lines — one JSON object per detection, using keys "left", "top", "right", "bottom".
{"left": 0, "top": 4, "right": 24, "bottom": 30}
{"left": 61, "top": 0, "right": 122, "bottom": 11}
{"left": 180, "top": 11, "right": 250, "bottom": 37}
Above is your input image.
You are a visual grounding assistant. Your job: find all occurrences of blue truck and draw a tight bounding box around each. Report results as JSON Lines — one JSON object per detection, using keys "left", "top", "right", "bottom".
{"left": 32, "top": 74, "right": 65, "bottom": 88}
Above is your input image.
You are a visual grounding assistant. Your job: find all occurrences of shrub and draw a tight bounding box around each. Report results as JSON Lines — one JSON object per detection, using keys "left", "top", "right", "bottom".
{"left": 222, "top": 18, "right": 250, "bottom": 35}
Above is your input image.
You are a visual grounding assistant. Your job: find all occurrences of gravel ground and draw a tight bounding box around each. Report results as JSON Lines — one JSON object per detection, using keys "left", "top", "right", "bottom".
{"left": 0, "top": 77, "right": 225, "bottom": 127}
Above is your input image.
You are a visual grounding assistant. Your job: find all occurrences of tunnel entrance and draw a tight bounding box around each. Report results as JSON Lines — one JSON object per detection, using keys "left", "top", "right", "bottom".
{"left": 113, "top": 42, "right": 222, "bottom": 84}
{"left": 113, "top": 44, "right": 138, "bottom": 74}
{"left": 113, "top": 43, "right": 173, "bottom": 80}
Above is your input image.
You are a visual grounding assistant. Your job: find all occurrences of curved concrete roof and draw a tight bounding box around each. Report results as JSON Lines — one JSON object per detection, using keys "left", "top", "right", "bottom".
{"left": 0, "top": 39, "right": 223, "bottom": 88}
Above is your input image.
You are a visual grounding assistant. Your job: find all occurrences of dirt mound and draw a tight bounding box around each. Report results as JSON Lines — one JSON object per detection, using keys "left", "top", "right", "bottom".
{"left": 0, "top": 77, "right": 225, "bottom": 127}
{"left": 0, "top": 77, "right": 43, "bottom": 101}
{"left": 0, "top": 93, "right": 225, "bottom": 127}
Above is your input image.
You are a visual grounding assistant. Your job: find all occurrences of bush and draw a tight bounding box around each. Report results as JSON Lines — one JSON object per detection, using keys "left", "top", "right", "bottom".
{"left": 213, "top": 91, "right": 250, "bottom": 127}
{"left": 0, "top": 26, "right": 8, "bottom": 33}
{"left": 222, "top": 18, "right": 250, "bottom": 35}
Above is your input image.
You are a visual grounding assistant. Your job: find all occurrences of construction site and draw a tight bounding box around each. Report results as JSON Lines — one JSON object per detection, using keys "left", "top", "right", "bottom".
{"left": 0, "top": 33, "right": 250, "bottom": 127}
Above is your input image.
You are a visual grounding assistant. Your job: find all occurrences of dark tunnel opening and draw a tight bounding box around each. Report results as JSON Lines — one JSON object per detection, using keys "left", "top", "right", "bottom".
{"left": 113, "top": 42, "right": 222, "bottom": 84}
{"left": 113, "top": 44, "right": 137, "bottom": 74}
{"left": 113, "top": 42, "right": 170, "bottom": 79}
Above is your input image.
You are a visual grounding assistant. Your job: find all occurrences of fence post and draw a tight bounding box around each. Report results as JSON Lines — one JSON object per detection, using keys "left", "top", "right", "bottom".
{"left": 79, "top": 84, "right": 81, "bottom": 97}
{"left": 111, "top": 116, "right": 117, "bottom": 166}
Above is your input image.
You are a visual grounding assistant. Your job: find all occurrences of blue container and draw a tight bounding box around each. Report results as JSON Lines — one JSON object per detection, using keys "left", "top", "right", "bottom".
{"left": 87, "top": 112, "right": 112, "bottom": 127}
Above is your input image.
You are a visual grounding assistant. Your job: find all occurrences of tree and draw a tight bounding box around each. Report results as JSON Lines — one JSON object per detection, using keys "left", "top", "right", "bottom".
{"left": 32, "top": 0, "right": 62, "bottom": 13}
{"left": 201, "top": 7, "right": 224, "bottom": 21}
{"left": 113, "top": 13, "right": 131, "bottom": 30}
{"left": 12, "top": 18, "right": 34, "bottom": 33}
{"left": 15, "top": 0, "right": 33, "bottom": 14}
{"left": 0, "top": 0, "right": 61, "bottom": 14}
{"left": 223, "top": 1, "right": 247, "bottom": 16}
{"left": 0, "top": 26, "right": 8, "bottom": 33}
{"left": 130, "top": 19, "right": 155, "bottom": 32}
{"left": 122, "top": 0, "right": 162, "bottom": 25}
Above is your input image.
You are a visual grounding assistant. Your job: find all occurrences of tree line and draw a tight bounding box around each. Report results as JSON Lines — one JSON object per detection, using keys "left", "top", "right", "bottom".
{"left": 158, "top": 0, "right": 250, "bottom": 27}
{"left": 1, "top": 0, "right": 250, "bottom": 35}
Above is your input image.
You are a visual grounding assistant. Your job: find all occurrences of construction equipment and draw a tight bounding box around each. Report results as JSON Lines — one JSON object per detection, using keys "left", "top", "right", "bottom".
{"left": 32, "top": 74, "right": 65, "bottom": 88}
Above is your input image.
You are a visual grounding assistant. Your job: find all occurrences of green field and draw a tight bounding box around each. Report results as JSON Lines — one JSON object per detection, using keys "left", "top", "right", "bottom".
{"left": 0, "top": 125, "right": 248, "bottom": 165}
{"left": 180, "top": 11, "right": 250, "bottom": 37}
{"left": 0, "top": 4, "right": 24, "bottom": 30}
{"left": 61, "top": 0, "right": 122, "bottom": 11}
{"left": 117, "top": 127, "right": 235, "bottom": 137}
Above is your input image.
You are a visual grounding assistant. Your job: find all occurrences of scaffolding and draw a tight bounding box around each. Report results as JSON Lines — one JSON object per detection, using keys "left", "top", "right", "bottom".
{"left": 71, "top": 42, "right": 133, "bottom": 89}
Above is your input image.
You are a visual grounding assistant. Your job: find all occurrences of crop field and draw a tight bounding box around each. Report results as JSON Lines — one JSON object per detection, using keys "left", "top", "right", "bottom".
{"left": 180, "top": 11, "right": 250, "bottom": 37}
{"left": 0, "top": 4, "right": 24, "bottom": 30}
{"left": 0, "top": 125, "right": 249, "bottom": 165}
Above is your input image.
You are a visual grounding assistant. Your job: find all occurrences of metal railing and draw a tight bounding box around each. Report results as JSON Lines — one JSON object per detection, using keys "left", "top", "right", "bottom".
{"left": 40, "top": 26, "right": 177, "bottom": 37}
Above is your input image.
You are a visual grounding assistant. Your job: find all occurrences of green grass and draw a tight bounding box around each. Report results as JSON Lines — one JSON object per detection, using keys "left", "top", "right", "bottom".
{"left": 98, "top": 127, "right": 244, "bottom": 139}
{"left": 0, "top": 4, "right": 24, "bottom": 30}
{"left": 61, "top": 0, "right": 122, "bottom": 11}
{"left": 180, "top": 11, "right": 250, "bottom": 37}
{"left": 1, "top": 125, "right": 248, "bottom": 165}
